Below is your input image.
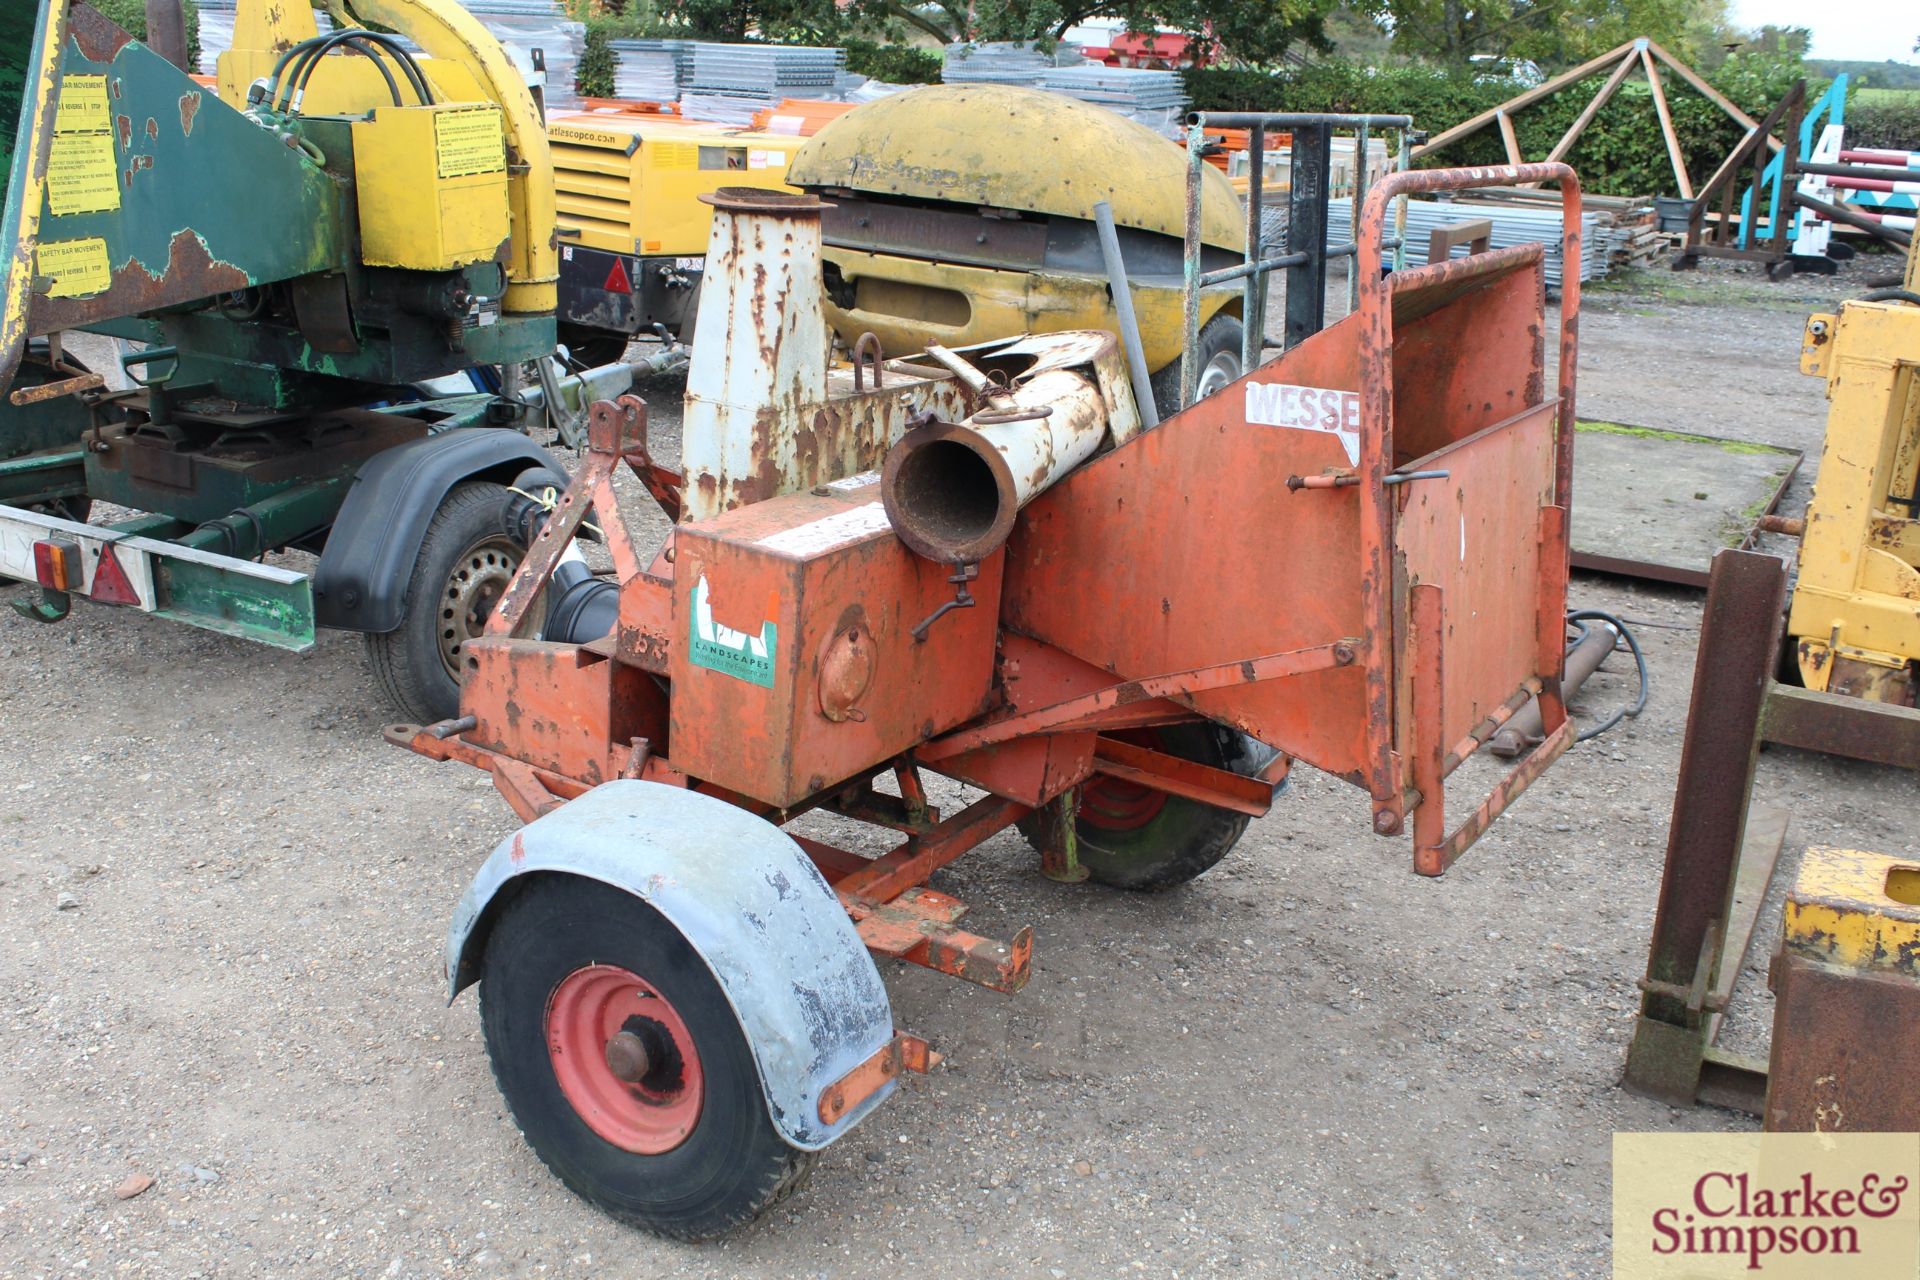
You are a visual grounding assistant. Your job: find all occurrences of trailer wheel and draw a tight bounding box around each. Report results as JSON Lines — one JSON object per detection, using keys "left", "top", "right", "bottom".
{"left": 558, "top": 324, "right": 631, "bottom": 370}
{"left": 365, "top": 481, "right": 540, "bottom": 724}
{"left": 1149, "top": 314, "right": 1244, "bottom": 420}
{"left": 478, "top": 876, "right": 815, "bottom": 1240}
{"left": 1021, "top": 723, "right": 1261, "bottom": 891}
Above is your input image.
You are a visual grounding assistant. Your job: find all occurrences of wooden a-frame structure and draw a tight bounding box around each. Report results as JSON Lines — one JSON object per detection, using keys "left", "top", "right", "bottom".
{"left": 1411, "top": 37, "right": 1780, "bottom": 200}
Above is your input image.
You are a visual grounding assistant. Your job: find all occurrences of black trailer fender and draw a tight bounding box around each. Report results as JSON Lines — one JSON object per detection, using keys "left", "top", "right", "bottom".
{"left": 314, "top": 429, "right": 563, "bottom": 633}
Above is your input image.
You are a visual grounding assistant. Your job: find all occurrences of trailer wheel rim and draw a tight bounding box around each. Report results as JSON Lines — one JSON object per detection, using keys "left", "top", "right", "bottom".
{"left": 1078, "top": 729, "right": 1171, "bottom": 831}
{"left": 1194, "top": 349, "right": 1242, "bottom": 402}
{"left": 439, "top": 535, "right": 522, "bottom": 679}
{"left": 544, "top": 964, "right": 704, "bottom": 1154}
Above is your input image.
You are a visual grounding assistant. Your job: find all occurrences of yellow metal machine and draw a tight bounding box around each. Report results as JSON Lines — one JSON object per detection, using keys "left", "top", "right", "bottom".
{"left": 786, "top": 85, "right": 1246, "bottom": 418}
{"left": 0, "top": 0, "right": 597, "bottom": 722}
{"left": 216, "top": 0, "right": 558, "bottom": 315}
{"left": 545, "top": 108, "right": 806, "bottom": 361}
{"left": 353, "top": 101, "right": 512, "bottom": 269}
{"left": 1793, "top": 237, "right": 1920, "bottom": 704}
{"left": 1767, "top": 845, "right": 1920, "bottom": 1131}
{"left": 226, "top": 5, "right": 801, "bottom": 362}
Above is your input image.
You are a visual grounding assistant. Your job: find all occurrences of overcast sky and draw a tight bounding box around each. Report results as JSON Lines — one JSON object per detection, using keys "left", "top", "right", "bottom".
{"left": 1729, "top": 0, "right": 1916, "bottom": 62}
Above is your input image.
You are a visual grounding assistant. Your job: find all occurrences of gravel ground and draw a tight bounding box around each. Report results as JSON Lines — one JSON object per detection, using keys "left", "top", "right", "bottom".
{"left": 1, "top": 257, "right": 1910, "bottom": 1280}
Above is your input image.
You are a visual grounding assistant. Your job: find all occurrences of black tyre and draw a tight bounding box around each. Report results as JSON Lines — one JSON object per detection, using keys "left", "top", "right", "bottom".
{"left": 479, "top": 876, "right": 814, "bottom": 1240}
{"left": 1149, "top": 313, "right": 1244, "bottom": 421}
{"left": 1021, "top": 723, "right": 1268, "bottom": 891}
{"left": 365, "top": 480, "right": 538, "bottom": 724}
{"left": 558, "top": 324, "right": 632, "bottom": 370}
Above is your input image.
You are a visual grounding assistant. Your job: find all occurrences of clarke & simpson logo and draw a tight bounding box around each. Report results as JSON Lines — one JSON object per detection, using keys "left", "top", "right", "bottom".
{"left": 1614, "top": 1133, "right": 1920, "bottom": 1279}
{"left": 1651, "top": 1168, "right": 1909, "bottom": 1269}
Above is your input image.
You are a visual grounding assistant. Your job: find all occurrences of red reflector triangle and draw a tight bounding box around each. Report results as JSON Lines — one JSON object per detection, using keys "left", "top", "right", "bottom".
{"left": 603, "top": 258, "right": 633, "bottom": 295}
{"left": 90, "top": 543, "right": 140, "bottom": 605}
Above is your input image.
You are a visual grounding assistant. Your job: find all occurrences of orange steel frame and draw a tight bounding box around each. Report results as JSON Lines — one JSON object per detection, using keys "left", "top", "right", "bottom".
{"left": 392, "top": 162, "right": 1583, "bottom": 993}
{"left": 1376, "top": 165, "right": 1581, "bottom": 871}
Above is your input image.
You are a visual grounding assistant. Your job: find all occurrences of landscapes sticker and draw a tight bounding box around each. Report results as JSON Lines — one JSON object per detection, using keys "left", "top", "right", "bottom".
{"left": 55, "top": 75, "right": 111, "bottom": 135}
{"left": 687, "top": 576, "right": 778, "bottom": 688}
{"left": 46, "top": 73, "right": 118, "bottom": 219}
{"left": 46, "top": 132, "right": 119, "bottom": 217}
{"left": 1614, "top": 1132, "right": 1920, "bottom": 1279}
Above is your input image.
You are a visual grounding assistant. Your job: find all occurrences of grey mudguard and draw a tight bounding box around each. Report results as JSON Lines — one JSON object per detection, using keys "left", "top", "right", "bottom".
{"left": 313, "top": 429, "right": 560, "bottom": 633}
{"left": 445, "top": 780, "right": 897, "bottom": 1150}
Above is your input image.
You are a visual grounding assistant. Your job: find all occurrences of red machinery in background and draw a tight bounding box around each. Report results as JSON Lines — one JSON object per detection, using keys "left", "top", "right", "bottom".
{"left": 390, "top": 163, "right": 1583, "bottom": 1239}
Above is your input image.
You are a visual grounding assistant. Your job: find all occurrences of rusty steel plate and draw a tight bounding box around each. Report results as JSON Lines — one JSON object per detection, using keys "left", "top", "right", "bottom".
{"left": 1570, "top": 421, "right": 1801, "bottom": 588}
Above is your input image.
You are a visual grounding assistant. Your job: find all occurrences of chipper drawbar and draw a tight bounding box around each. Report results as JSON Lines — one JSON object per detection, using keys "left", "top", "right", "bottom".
{"left": 391, "top": 163, "right": 1585, "bottom": 1239}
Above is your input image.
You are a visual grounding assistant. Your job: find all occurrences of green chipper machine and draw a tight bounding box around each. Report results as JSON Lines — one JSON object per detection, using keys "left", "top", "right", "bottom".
{"left": 2, "top": 0, "right": 625, "bottom": 721}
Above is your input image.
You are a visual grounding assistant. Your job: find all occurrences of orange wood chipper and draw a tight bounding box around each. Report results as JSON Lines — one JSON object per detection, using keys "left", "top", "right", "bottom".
{"left": 389, "top": 163, "right": 1583, "bottom": 1238}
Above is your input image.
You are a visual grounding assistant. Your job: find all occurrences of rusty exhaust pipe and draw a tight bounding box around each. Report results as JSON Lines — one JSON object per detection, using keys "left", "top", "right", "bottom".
{"left": 883, "top": 364, "right": 1111, "bottom": 564}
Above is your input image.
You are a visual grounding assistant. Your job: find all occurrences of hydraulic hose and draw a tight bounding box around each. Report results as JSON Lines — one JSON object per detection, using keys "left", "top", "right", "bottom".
{"left": 1564, "top": 608, "right": 1649, "bottom": 743}
{"left": 279, "top": 29, "right": 434, "bottom": 114}
{"left": 1488, "top": 608, "right": 1649, "bottom": 756}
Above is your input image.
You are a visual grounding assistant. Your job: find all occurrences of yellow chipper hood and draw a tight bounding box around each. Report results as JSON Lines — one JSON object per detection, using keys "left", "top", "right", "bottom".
{"left": 787, "top": 84, "right": 1244, "bottom": 254}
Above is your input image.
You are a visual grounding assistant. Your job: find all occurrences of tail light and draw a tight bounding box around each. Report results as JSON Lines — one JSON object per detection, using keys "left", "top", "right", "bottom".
{"left": 31, "top": 539, "right": 82, "bottom": 592}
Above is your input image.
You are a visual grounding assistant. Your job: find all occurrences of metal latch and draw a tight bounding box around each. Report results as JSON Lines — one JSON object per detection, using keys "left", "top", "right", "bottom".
{"left": 1287, "top": 468, "right": 1450, "bottom": 491}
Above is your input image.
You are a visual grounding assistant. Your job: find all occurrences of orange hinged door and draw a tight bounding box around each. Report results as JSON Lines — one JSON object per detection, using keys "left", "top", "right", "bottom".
{"left": 1386, "top": 251, "right": 1562, "bottom": 764}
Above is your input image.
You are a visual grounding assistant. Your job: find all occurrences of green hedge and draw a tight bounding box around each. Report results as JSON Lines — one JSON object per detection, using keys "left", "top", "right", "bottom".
{"left": 1843, "top": 101, "right": 1920, "bottom": 151}
{"left": 1183, "top": 55, "right": 1821, "bottom": 198}
{"left": 567, "top": 29, "right": 1865, "bottom": 188}
{"left": 576, "top": 24, "right": 617, "bottom": 98}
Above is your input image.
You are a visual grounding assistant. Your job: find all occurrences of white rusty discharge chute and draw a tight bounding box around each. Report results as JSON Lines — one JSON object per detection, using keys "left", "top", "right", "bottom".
{"left": 680, "top": 187, "right": 833, "bottom": 523}
{"left": 679, "top": 187, "right": 975, "bottom": 523}
{"left": 881, "top": 331, "right": 1141, "bottom": 565}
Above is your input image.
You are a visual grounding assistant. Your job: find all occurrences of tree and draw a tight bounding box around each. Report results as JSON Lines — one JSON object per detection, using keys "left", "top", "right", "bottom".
{"left": 652, "top": 0, "right": 1338, "bottom": 65}
{"left": 1678, "top": 0, "right": 1740, "bottom": 69}
{"left": 1743, "top": 23, "right": 1809, "bottom": 56}
{"left": 1358, "top": 0, "right": 1701, "bottom": 67}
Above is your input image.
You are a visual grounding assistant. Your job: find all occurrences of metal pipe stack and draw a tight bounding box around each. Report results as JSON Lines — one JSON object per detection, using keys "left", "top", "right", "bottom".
{"left": 193, "top": 1, "right": 583, "bottom": 109}
{"left": 608, "top": 38, "right": 692, "bottom": 103}
{"left": 458, "top": 0, "right": 586, "bottom": 110}
{"left": 1037, "top": 65, "right": 1189, "bottom": 135}
{"left": 940, "top": 41, "right": 1077, "bottom": 86}
{"left": 680, "top": 43, "right": 846, "bottom": 126}
{"left": 1327, "top": 196, "right": 1603, "bottom": 287}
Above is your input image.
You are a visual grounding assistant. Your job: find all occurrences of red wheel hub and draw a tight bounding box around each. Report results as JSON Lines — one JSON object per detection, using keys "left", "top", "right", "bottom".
{"left": 544, "top": 964, "right": 703, "bottom": 1154}
{"left": 1078, "top": 729, "right": 1171, "bottom": 831}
